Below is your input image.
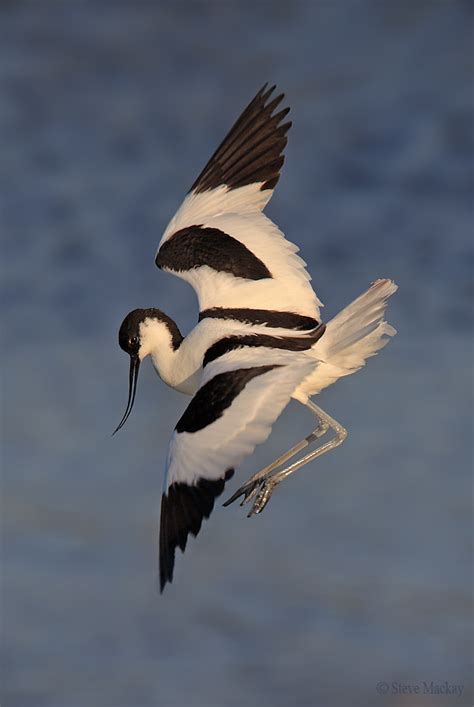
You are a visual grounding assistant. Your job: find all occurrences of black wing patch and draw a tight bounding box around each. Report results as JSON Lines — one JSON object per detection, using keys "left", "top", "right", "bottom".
{"left": 155, "top": 225, "right": 272, "bottom": 280}
{"left": 190, "top": 84, "right": 291, "bottom": 194}
{"left": 176, "top": 365, "right": 279, "bottom": 434}
{"left": 199, "top": 307, "right": 320, "bottom": 331}
{"left": 159, "top": 469, "right": 234, "bottom": 592}
{"left": 202, "top": 326, "right": 326, "bottom": 367}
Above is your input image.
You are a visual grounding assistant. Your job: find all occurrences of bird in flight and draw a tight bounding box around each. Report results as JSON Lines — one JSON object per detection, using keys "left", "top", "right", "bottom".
{"left": 114, "top": 84, "right": 397, "bottom": 592}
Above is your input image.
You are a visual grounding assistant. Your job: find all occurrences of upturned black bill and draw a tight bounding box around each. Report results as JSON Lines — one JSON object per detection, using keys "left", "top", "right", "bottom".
{"left": 113, "top": 355, "right": 140, "bottom": 434}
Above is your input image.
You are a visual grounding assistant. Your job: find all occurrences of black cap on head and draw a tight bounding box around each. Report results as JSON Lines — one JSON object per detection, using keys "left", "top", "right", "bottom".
{"left": 118, "top": 308, "right": 146, "bottom": 356}
{"left": 114, "top": 308, "right": 183, "bottom": 435}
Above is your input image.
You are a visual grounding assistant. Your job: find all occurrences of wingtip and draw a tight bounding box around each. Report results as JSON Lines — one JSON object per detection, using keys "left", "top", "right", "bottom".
{"left": 158, "top": 470, "right": 234, "bottom": 594}
{"left": 190, "top": 82, "right": 290, "bottom": 194}
{"left": 159, "top": 554, "right": 173, "bottom": 594}
{"left": 260, "top": 82, "right": 276, "bottom": 100}
{"left": 262, "top": 83, "right": 286, "bottom": 109}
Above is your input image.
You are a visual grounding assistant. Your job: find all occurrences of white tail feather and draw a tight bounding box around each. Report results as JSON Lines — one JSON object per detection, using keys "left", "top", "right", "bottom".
{"left": 297, "top": 279, "right": 398, "bottom": 398}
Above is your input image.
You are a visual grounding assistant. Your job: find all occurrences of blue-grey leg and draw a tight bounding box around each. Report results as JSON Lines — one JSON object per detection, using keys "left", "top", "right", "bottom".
{"left": 223, "top": 399, "right": 347, "bottom": 516}
{"left": 223, "top": 412, "right": 328, "bottom": 508}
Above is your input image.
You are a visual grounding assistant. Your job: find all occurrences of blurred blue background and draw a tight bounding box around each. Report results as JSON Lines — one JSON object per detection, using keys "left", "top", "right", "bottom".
{"left": 1, "top": 2, "right": 472, "bottom": 706}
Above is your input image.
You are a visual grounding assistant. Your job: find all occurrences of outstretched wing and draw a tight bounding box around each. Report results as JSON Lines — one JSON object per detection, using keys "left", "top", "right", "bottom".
{"left": 159, "top": 349, "right": 315, "bottom": 591}
{"left": 155, "top": 84, "right": 322, "bottom": 321}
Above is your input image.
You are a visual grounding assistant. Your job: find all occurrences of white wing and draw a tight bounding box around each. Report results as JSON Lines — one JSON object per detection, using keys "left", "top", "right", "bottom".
{"left": 155, "top": 84, "right": 322, "bottom": 322}
{"left": 159, "top": 348, "right": 315, "bottom": 590}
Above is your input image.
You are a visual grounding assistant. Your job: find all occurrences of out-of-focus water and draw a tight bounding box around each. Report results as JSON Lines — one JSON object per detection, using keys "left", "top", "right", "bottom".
{"left": 1, "top": 2, "right": 472, "bottom": 706}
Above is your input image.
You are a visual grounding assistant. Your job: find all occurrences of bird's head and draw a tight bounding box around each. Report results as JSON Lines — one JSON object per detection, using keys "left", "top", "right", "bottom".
{"left": 114, "top": 308, "right": 182, "bottom": 434}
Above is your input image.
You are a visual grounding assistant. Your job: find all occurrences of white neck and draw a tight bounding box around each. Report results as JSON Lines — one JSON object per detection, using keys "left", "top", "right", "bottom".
{"left": 139, "top": 318, "right": 200, "bottom": 395}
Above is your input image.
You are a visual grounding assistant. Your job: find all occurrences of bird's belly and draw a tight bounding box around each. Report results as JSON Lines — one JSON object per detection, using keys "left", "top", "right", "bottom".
{"left": 151, "top": 357, "right": 201, "bottom": 396}
{"left": 172, "top": 369, "right": 201, "bottom": 395}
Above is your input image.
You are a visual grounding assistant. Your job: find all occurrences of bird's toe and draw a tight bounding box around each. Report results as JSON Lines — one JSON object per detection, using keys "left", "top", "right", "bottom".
{"left": 247, "top": 478, "right": 279, "bottom": 517}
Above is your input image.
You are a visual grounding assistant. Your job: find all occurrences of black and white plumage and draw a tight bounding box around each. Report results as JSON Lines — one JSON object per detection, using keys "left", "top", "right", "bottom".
{"left": 156, "top": 85, "right": 321, "bottom": 319}
{"left": 115, "top": 85, "right": 398, "bottom": 592}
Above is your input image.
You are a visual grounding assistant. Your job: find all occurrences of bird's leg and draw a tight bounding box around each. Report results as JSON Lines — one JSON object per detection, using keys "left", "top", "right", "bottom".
{"left": 247, "top": 400, "right": 347, "bottom": 516}
{"left": 223, "top": 399, "right": 347, "bottom": 515}
{"left": 222, "top": 415, "right": 329, "bottom": 508}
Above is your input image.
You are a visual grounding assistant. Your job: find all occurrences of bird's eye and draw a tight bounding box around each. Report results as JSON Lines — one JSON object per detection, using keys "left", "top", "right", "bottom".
{"left": 130, "top": 336, "right": 139, "bottom": 347}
